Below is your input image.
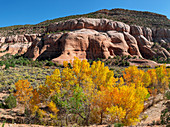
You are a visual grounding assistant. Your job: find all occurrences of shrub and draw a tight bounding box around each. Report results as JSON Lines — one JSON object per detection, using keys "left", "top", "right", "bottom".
{"left": 2, "top": 120, "right": 6, "bottom": 127}
{"left": 0, "top": 61, "right": 4, "bottom": 66}
{"left": 10, "top": 62, "right": 16, "bottom": 67}
{"left": 96, "top": 58, "right": 101, "bottom": 61}
{"left": 4, "top": 94, "right": 17, "bottom": 109}
{"left": 45, "top": 61, "right": 55, "bottom": 66}
{"left": 5, "top": 63, "right": 10, "bottom": 69}
{"left": 138, "top": 65, "right": 151, "bottom": 68}
{"left": 108, "top": 56, "right": 111, "bottom": 59}
{"left": 125, "top": 61, "right": 130, "bottom": 66}
{"left": 165, "top": 91, "right": 170, "bottom": 100}
{"left": 114, "top": 123, "right": 123, "bottom": 127}
{"left": 0, "top": 102, "right": 5, "bottom": 108}
{"left": 127, "top": 55, "right": 131, "bottom": 59}
{"left": 68, "top": 63, "right": 72, "bottom": 68}
{"left": 132, "top": 56, "right": 137, "bottom": 59}
{"left": 121, "top": 60, "right": 126, "bottom": 66}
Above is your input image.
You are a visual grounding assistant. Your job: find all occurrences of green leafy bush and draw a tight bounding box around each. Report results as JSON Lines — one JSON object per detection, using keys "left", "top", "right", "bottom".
{"left": 4, "top": 94, "right": 17, "bottom": 109}
{"left": 165, "top": 91, "right": 170, "bottom": 100}
{"left": 138, "top": 65, "right": 151, "bottom": 68}
{"left": 45, "top": 61, "right": 55, "bottom": 66}
{"left": 0, "top": 61, "right": 4, "bottom": 66}
{"left": 5, "top": 63, "right": 10, "bottom": 69}
{"left": 0, "top": 102, "right": 5, "bottom": 108}
{"left": 114, "top": 123, "right": 123, "bottom": 127}
{"left": 104, "top": 55, "right": 130, "bottom": 66}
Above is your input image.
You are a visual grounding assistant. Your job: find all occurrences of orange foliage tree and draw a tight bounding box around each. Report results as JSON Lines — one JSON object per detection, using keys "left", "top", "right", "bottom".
{"left": 14, "top": 80, "right": 33, "bottom": 108}
{"left": 15, "top": 58, "right": 170, "bottom": 126}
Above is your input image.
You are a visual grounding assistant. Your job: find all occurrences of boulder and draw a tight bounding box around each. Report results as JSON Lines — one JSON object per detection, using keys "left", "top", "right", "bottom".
{"left": 0, "top": 34, "right": 33, "bottom": 57}
{"left": 5, "top": 36, "right": 15, "bottom": 43}
{"left": 130, "top": 25, "right": 158, "bottom": 59}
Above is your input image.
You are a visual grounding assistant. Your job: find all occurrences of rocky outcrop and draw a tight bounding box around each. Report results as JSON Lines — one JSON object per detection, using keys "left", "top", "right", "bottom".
{"left": 26, "top": 28, "right": 145, "bottom": 64}
{"left": 130, "top": 25, "right": 170, "bottom": 59}
{"left": 25, "top": 33, "right": 63, "bottom": 60}
{"left": 142, "top": 27, "right": 153, "bottom": 42}
{"left": 0, "top": 34, "right": 39, "bottom": 57}
{"left": 130, "top": 25, "right": 155, "bottom": 59}
{"left": 47, "top": 18, "right": 130, "bottom": 33}
{"left": 123, "top": 32, "right": 142, "bottom": 57}
{"left": 0, "top": 18, "right": 169, "bottom": 63}
{"left": 47, "top": 18, "right": 170, "bottom": 46}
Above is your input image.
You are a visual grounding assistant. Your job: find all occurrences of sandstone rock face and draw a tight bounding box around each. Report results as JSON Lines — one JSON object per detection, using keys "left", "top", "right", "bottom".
{"left": 26, "top": 29, "right": 134, "bottom": 64}
{"left": 0, "top": 18, "right": 169, "bottom": 63}
{"left": 0, "top": 34, "right": 39, "bottom": 57}
{"left": 152, "top": 29, "right": 170, "bottom": 50}
{"left": 25, "top": 33, "right": 63, "bottom": 60}
{"left": 130, "top": 25, "right": 170, "bottom": 59}
{"left": 47, "top": 18, "right": 170, "bottom": 63}
{"left": 142, "top": 27, "right": 153, "bottom": 42}
{"left": 123, "top": 32, "right": 142, "bottom": 57}
{"left": 47, "top": 18, "right": 130, "bottom": 33}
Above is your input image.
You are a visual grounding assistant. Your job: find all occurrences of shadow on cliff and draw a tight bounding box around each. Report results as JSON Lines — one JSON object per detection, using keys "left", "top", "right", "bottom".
{"left": 86, "top": 38, "right": 106, "bottom": 60}
{"left": 37, "top": 38, "right": 64, "bottom": 61}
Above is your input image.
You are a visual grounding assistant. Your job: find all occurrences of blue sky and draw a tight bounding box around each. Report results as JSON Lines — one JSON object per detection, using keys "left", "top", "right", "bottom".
{"left": 0, "top": 0, "right": 169, "bottom": 27}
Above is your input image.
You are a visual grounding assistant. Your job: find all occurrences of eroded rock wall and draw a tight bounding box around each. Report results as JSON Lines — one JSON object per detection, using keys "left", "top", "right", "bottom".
{"left": 0, "top": 34, "right": 40, "bottom": 57}
{"left": 0, "top": 18, "right": 169, "bottom": 63}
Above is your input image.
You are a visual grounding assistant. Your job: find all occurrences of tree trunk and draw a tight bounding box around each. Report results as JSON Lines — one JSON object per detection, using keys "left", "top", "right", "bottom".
{"left": 100, "top": 111, "right": 103, "bottom": 125}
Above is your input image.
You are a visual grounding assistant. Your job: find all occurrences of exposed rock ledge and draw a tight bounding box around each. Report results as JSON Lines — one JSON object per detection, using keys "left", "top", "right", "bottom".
{"left": 0, "top": 18, "right": 169, "bottom": 64}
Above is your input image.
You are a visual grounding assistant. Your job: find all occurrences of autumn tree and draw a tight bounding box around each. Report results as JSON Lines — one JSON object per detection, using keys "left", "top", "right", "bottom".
{"left": 38, "top": 58, "right": 149, "bottom": 125}
{"left": 155, "top": 65, "right": 169, "bottom": 93}
{"left": 123, "top": 66, "right": 151, "bottom": 87}
{"left": 14, "top": 58, "right": 153, "bottom": 126}
{"left": 14, "top": 80, "right": 33, "bottom": 108}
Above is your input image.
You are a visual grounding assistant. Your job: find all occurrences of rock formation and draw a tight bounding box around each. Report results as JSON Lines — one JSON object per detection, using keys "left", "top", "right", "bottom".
{"left": 0, "top": 34, "right": 40, "bottom": 57}
{"left": 0, "top": 18, "right": 169, "bottom": 63}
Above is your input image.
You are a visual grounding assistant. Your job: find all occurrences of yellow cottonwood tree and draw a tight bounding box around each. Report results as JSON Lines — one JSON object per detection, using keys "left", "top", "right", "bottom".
{"left": 14, "top": 80, "right": 33, "bottom": 107}
{"left": 14, "top": 58, "right": 152, "bottom": 126}
{"left": 146, "top": 65, "right": 169, "bottom": 94}
{"left": 123, "top": 66, "right": 151, "bottom": 87}
{"left": 92, "top": 83, "right": 149, "bottom": 125}
{"left": 155, "top": 65, "right": 169, "bottom": 93}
